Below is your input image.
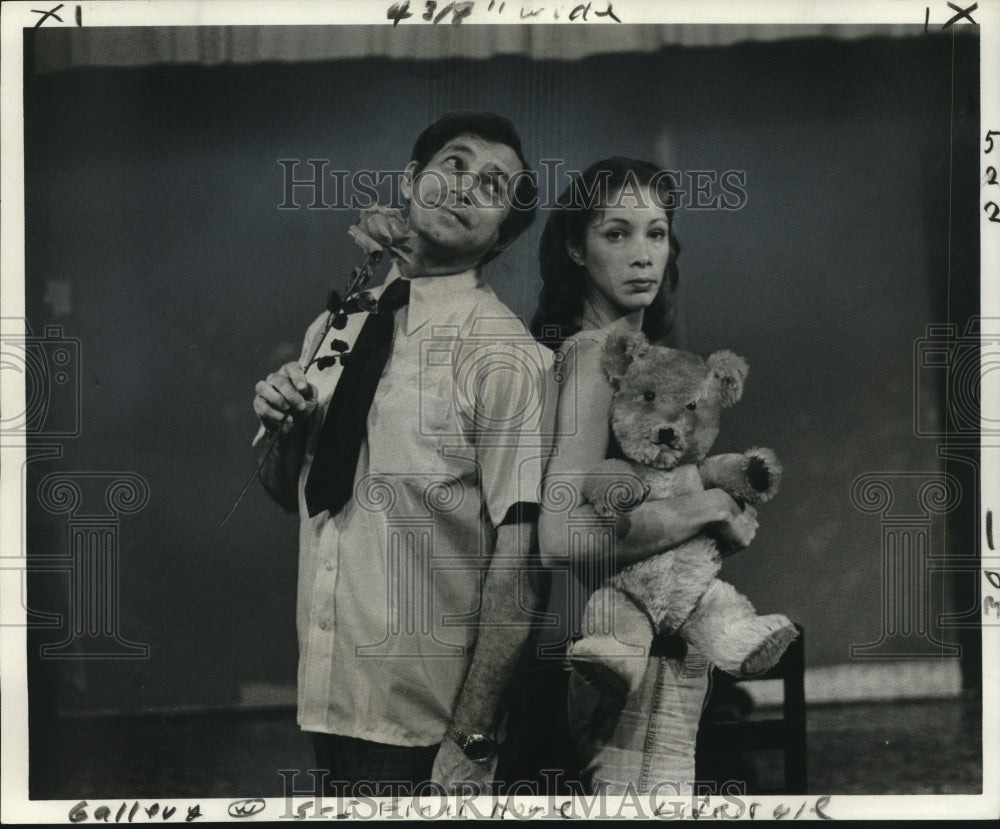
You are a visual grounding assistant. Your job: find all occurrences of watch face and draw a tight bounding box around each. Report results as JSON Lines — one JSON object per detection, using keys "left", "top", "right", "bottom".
{"left": 464, "top": 735, "right": 496, "bottom": 764}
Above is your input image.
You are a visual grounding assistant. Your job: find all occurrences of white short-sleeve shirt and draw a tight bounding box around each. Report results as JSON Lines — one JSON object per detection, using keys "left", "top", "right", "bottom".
{"left": 258, "top": 265, "right": 555, "bottom": 746}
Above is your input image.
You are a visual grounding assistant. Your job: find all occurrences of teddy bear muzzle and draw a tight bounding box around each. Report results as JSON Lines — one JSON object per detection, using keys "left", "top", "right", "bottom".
{"left": 656, "top": 427, "right": 678, "bottom": 446}
{"left": 652, "top": 425, "right": 686, "bottom": 463}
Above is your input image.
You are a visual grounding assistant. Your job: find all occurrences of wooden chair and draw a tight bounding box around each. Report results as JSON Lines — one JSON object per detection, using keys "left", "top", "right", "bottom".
{"left": 696, "top": 623, "right": 806, "bottom": 794}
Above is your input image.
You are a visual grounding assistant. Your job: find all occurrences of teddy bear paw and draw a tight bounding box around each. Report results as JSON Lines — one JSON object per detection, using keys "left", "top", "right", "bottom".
{"left": 737, "top": 615, "right": 798, "bottom": 676}
{"left": 744, "top": 447, "right": 782, "bottom": 501}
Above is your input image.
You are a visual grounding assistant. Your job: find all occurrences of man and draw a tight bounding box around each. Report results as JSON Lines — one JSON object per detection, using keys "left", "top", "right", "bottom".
{"left": 252, "top": 112, "right": 553, "bottom": 793}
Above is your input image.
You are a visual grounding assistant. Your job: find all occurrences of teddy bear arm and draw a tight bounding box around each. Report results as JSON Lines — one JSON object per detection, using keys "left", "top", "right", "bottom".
{"left": 699, "top": 448, "right": 781, "bottom": 504}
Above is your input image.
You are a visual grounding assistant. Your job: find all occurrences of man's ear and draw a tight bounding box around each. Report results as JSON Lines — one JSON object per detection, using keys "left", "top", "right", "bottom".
{"left": 400, "top": 160, "right": 417, "bottom": 202}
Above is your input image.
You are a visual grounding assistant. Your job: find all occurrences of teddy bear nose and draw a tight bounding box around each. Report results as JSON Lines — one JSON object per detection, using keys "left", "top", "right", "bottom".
{"left": 657, "top": 427, "right": 676, "bottom": 445}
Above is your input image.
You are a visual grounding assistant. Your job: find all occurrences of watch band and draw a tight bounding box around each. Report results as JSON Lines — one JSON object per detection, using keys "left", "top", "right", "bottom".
{"left": 448, "top": 724, "right": 497, "bottom": 764}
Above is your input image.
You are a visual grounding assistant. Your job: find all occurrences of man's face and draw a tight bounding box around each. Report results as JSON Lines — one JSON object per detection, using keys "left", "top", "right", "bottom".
{"left": 402, "top": 134, "right": 522, "bottom": 269}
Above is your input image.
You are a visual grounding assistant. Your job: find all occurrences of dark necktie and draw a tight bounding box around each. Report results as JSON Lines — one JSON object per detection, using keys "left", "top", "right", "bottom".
{"left": 304, "top": 277, "right": 411, "bottom": 517}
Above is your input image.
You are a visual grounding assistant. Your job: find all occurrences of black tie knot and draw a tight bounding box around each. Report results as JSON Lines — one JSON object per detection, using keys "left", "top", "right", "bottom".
{"left": 379, "top": 278, "right": 410, "bottom": 314}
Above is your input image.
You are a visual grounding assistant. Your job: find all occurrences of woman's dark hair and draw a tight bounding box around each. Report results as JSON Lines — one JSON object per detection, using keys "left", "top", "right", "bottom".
{"left": 409, "top": 111, "right": 538, "bottom": 261}
{"left": 530, "top": 157, "right": 681, "bottom": 349}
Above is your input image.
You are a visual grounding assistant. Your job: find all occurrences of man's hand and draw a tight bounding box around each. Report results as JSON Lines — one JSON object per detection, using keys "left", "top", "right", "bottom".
{"left": 253, "top": 361, "right": 314, "bottom": 511}
{"left": 253, "top": 361, "right": 317, "bottom": 435}
{"left": 429, "top": 521, "right": 540, "bottom": 794}
{"left": 430, "top": 738, "right": 497, "bottom": 795}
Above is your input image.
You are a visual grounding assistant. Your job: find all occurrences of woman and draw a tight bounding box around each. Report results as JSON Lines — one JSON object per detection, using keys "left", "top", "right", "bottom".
{"left": 531, "top": 158, "right": 759, "bottom": 795}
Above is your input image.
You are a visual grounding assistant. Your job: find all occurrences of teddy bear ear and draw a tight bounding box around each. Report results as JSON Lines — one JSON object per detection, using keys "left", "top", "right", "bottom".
{"left": 601, "top": 331, "right": 650, "bottom": 384}
{"left": 707, "top": 350, "right": 749, "bottom": 407}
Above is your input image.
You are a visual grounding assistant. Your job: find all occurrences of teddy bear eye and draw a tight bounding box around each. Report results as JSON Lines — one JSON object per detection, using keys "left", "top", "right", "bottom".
{"left": 643, "top": 391, "right": 656, "bottom": 402}
{"left": 686, "top": 401, "right": 697, "bottom": 410}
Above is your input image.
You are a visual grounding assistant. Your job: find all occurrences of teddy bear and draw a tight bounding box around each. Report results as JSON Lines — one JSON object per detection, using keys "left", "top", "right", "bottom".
{"left": 571, "top": 331, "right": 798, "bottom": 698}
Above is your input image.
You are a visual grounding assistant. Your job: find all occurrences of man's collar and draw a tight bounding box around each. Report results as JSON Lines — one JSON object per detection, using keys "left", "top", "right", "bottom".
{"left": 382, "top": 263, "right": 482, "bottom": 335}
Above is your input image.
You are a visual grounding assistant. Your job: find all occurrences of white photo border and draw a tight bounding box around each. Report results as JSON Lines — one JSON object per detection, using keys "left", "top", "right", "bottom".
{"left": 2, "top": 0, "right": 997, "bottom": 822}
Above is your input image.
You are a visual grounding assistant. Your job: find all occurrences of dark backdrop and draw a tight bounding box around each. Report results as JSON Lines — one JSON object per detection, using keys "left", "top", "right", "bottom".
{"left": 22, "top": 27, "right": 980, "bottom": 719}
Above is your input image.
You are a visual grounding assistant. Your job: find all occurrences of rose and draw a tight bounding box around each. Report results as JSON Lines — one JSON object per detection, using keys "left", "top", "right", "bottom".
{"left": 222, "top": 204, "right": 416, "bottom": 527}
{"left": 336, "top": 205, "right": 415, "bottom": 321}
{"left": 348, "top": 205, "right": 414, "bottom": 262}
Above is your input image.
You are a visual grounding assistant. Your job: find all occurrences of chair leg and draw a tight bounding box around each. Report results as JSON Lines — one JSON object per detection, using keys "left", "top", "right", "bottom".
{"left": 782, "top": 624, "right": 807, "bottom": 793}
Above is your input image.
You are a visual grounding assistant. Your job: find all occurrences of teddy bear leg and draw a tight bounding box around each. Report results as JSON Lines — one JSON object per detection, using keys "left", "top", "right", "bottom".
{"left": 738, "top": 614, "right": 799, "bottom": 676}
{"left": 568, "top": 586, "right": 652, "bottom": 698}
{"left": 678, "top": 579, "right": 798, "bottom": 677}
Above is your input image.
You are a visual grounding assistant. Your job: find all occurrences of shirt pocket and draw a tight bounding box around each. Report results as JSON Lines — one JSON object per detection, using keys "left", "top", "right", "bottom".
{"left": 367, "top": 380, "right": 454, "bottom": 476}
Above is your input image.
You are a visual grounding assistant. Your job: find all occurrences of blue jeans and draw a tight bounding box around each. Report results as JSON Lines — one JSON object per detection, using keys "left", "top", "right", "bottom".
{"left": 309, "top": 732, "right": 439, "bottom": 796}
{"left": 568, "top": 646, "right": 710, "bottom": 795}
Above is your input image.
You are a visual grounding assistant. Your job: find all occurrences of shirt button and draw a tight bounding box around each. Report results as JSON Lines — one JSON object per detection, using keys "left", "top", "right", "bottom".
{"left": 325, "top": 559, "right": 334, "bottom": 572}
{"left": 318, "top": 618, "right": 333, "bottom": 632}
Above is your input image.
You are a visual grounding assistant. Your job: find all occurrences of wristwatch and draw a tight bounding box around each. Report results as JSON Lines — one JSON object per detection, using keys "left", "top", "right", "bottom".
{"left": 448, "top": 725, "right": 497, "bottom": 765}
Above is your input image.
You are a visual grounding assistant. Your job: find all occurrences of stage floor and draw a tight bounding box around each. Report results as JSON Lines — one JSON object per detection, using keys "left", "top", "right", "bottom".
{"left": 29, "top": 694, "right": 983, "bottom": 800}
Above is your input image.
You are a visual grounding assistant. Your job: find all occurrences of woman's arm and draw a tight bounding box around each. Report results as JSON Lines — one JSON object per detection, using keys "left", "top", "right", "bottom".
{"left": 538, "top": 337, "right": 755, "bottom": 570}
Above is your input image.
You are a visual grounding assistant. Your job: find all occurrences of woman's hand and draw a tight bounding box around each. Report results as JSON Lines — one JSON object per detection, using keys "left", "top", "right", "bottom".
{"left": 706, "top": 489, "right": 759, "bottom": 554}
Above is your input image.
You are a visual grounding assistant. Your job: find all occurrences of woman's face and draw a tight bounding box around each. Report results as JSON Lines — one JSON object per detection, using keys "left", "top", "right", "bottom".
{"left": 569, "top": 186, "right": 670, "bottom": 317}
